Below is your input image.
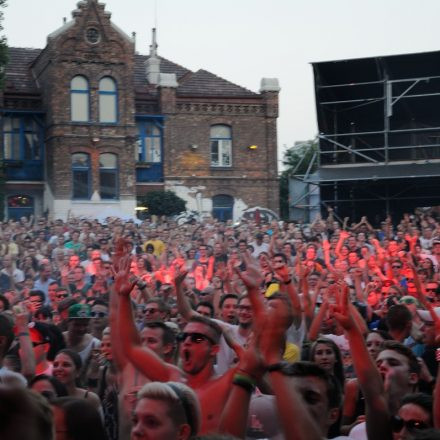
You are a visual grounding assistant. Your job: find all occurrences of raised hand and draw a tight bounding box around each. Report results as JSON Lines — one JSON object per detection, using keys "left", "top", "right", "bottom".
{"left": 113, "top": 239, "right": 136, "bottom": 297}
{"left": 331, "top": 283, "right": 356, "bottom": 331}
{"left": 174, "top": 266, "right": 188, "bottom": 286}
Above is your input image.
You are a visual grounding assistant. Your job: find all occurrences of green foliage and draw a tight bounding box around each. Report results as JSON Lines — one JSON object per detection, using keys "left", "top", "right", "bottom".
{"left": 279, "top": 139, "right": 318, "bottom": 220}
{"left": 138, "top": 190, "right": 186, "bottom": 216}
{"left": 283, "top": 139, "right": 318, "bottom": 176}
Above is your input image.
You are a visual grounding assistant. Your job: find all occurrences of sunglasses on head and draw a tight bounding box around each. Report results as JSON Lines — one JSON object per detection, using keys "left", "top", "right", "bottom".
{"left": 391, "top": 416, "right": 429, "bottom": 433}
{"left": 176, "top": 332, "right": 216, "bottom": 345}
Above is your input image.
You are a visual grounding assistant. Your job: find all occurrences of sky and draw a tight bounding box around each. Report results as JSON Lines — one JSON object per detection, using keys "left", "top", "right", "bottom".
{"left": 4, "top": 0, "right": 440, "bottom": 167}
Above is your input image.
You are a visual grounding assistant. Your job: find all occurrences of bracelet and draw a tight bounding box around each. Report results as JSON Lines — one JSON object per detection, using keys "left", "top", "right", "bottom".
{"left": 267, "top": 362, "right": 286, "bottom": 373}
{"left": 87, "top": 378, "right": 99, "bottom": 387}
{"left": 234, "top": 372, "right": 257, "bottom": 386}
{"left": 232, "top": 374, "right": 255, "bottom": 393}
{"left": 18, "top": 332, "right": 30, "bottom": 337}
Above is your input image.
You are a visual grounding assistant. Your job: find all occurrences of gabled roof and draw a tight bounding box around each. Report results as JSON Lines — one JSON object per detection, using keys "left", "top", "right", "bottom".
{"left": 4, "top": 47, "right": 41, "bottom": 93}
{"left": 177, "top": 69, "right": 258, "bottom": 97}
{"left": 4, "top": 47, "right": 259, "bottom": 98}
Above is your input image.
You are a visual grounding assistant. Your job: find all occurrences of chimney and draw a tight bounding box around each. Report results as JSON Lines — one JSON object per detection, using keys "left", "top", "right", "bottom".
{"left": 145, "top": 28, "right": 160, "bottom": 85}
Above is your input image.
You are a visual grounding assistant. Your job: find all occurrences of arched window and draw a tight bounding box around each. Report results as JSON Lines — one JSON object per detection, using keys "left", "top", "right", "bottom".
{"left": 212, "top": 194, "right": 234, "bottom": 221}
{"left": 70, "top": 76, "right": 89, "bottom": 122}
{"left": 210, "top": 125, "right": 232, "bottom": 167}
{"left": 99, "top": 153, "right": 118, "bottom": 199}
{"left": 72, "top": 153, "right": 91, "bottom": 199}
{"left": 99, "top": 77, "right": 117, "bottom": 123}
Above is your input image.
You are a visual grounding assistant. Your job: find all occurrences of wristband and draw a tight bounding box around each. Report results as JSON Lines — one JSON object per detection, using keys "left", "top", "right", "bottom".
{"left": 232, "top": 374, "right": 255, "bottom": 393}
{"left": 18, "top": 332, "right": 30, "bottom": 337}
{"left": 267, "top": 362, "right": 286, "bottom": 373}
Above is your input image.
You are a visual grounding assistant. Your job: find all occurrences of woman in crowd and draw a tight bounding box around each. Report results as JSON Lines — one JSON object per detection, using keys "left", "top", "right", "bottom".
{"left": 51, "top": 349, "right": 101, "bottom": 412}
{"left": 29, "top": 373, "right": 69, "bottom": 401}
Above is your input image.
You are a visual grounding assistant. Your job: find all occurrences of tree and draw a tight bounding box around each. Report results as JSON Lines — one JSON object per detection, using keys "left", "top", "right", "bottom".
{"left": 0, "top": 0, "right": 8, "bottom": 220}
{"left": 138, "top": 190, "right": 186, "bottom": 216}
{"left": 279, "top": 139, "right": 318, "bottom": 219}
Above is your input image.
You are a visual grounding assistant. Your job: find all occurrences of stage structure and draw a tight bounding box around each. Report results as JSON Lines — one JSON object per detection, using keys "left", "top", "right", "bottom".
{"left": 304, "top": 50, "right": 440, "bottom": 223}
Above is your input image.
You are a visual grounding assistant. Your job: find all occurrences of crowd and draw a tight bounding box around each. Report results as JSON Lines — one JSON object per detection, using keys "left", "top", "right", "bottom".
{"left": 0, "top": 207, "right": 439, "bottom": 440}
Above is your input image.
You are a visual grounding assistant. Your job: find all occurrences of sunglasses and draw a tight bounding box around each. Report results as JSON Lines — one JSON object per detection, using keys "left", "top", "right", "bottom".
{"left": 90, "top": 311, "right": 108, "bottom": 318}
{"left": 176, "top": 332, "right": 216, "bottom": 345}
{"left": 56, "top": 293, "right": 69, "bottom": 299}
{"left": 392, "top": 265, "right": 402, "bottom": 269}
{"left": 32, "top": 341, "right": 48, "bottom": 347}
{"left": 400, "top": 298, "right": 417, "bottom": 305}
{"left": 391, "top": 416, "right": 429, "bottom": 433}
{"left": 144, "top": 308, "right": 159, "bottom": 314}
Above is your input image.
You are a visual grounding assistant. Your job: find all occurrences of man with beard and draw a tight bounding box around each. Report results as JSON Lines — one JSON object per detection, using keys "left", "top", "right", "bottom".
{"left": 115, "top": 252, "right": 236, "bottom": 434}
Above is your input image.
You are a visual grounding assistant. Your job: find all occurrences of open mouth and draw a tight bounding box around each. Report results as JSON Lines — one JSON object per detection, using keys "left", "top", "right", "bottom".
{"left": 182, "top": 349, "right": 191, "bottom": 363}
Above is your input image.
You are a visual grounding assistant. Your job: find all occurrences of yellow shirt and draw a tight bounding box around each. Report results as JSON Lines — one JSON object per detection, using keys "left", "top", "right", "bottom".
{"left": 143, "top": 239, "right": 165, "bottom": 256}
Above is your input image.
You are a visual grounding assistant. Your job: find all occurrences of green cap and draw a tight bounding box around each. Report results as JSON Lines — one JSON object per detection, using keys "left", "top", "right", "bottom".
{"left": 68, "top": 303, "right": 91, "bottom": 319}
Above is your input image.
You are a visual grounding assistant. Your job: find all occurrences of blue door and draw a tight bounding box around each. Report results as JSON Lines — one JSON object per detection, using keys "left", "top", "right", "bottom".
{"left": 212, "top": 195, "right": 234, "bottom": 221}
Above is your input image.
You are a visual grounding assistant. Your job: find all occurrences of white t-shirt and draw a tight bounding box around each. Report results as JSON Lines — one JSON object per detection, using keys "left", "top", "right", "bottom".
{"left": 348, "top": 421, "right": 367, "bottom": 440}
{"left": 213, "top": 320, "right": 248, "bottom": 375}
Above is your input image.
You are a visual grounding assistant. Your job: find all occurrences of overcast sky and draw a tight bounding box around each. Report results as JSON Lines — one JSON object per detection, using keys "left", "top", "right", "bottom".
{"left": 4, "top": 0, "right": 440, "bottom": 166}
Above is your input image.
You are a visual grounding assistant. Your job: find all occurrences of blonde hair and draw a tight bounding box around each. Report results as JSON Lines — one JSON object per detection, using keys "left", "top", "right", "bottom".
{"left": 137, "top": 381, "right": 200, "bottom": 436}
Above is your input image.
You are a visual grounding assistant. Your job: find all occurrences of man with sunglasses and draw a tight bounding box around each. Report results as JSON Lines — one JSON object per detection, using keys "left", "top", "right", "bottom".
{"left": 143, "top": 298, "right": 169, "bottom": 325}
{"left": 117, "top": 267, "right": 237, "bottom": 434}
{"left": 391, "top": 393, "right": 434, "bottom": 440}
{"left": 90, "top": 300, "right": 109, "bottom": 340}
{"left": 26, "top": 322, "right": 53, "bottom": 376}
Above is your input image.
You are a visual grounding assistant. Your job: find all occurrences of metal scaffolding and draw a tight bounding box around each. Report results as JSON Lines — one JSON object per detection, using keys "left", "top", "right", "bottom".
{"left": 310, "top": 50, "right": 440, "bottom": 222}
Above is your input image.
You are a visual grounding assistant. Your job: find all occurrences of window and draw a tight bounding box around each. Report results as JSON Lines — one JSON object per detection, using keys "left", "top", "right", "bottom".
{"left": 99, "top": 153, "right": 118, "bottom": 200}
{"left": 99, "top": 77, "right": 117, "bottom": 123}
{"left": 212, "top": 194, "right": 234, "bottom": 221}
{"left": 72, "top": 153, "right": 91, "bottom": 199}
{"left": 7, "top": 195, "right": 34, "bottom": 220}
{"left": 2, "top": 116, "right": 43, "bottom": 161}
{"left": 86, "top": 28, "right": 100, "bottom": 44}
{"left": 210, "top": 125, "right": 232, "bottom": 167}
{"left": 71, "top": 76, "right": 89, "bottom": 122}
{"left": 137, "top": 122, "right": 161, "bottom": 162}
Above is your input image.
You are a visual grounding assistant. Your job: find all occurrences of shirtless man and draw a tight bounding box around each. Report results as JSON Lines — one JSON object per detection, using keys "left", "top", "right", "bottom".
{"left": 114, "top": 240, "right": 236, "bottom": 434}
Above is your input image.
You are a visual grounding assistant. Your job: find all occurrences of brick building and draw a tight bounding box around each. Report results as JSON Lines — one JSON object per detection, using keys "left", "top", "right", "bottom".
{"left": 1, "top": 0, "right": 279, "bottom": 221}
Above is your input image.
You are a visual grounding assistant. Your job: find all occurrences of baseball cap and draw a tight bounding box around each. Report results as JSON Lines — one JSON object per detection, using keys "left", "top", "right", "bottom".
{"left": 246, "top": 394, "right": 283, "bottom": 440}
{"left": 68, "top": 303, "right": 92, "bottom": 319}
{"left": 58, "top": 298, "right": 77, "bottom": 313}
